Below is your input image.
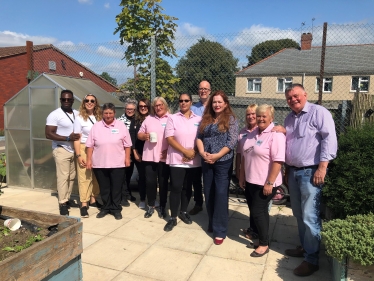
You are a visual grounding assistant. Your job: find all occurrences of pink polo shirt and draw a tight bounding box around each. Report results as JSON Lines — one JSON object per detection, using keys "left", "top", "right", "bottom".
{"left": 165, "top": 111, "right": 201, "bottom": 166}
{"left": 138, "top": 114, "right": 169, "bottom": 163}
{"left": 242, "top": 123, "right": 285, "bottom": 187}
{"left": 237, "top": 126, "right": 257, "bottom": 154}
{"left": 86, "top": 119, "right": 132, "bottom": 168}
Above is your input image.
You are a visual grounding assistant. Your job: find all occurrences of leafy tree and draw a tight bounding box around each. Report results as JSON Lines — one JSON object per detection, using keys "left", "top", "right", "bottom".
{"left": 246, "top": 39, "right": 300, "bottom": 66}
{"left": 176, "top": 38, "right": 239, "bottom": 95}
{"left": 121, "top": 58, "right": 179, "bottom": 102}
{"left": 100, "top": 72, "right": 117, "bottom": 86}
{"left": 114, "top": 0, "right": 178, "bottom": 67}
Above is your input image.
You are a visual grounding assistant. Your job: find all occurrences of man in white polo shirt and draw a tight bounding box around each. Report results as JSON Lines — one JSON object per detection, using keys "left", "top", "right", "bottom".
{"left": 45, "top": 90, "right": 80, "bottom": 215}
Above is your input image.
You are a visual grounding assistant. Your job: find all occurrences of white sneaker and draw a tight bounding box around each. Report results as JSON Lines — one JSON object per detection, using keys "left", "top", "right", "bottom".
{"left": 138, "top": 201, "right": 146, "bottom": 209}
{"left": 155, "top": 200, "right": 160, "bottom": 207}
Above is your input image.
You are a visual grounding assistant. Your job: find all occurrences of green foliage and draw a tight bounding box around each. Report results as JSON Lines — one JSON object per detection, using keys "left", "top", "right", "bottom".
{"left": 1, "top": 226, "right": 10, "bottom": 237}
{"left": 246, "top": 38, "right": 300, "bottom": 66}
{"left": 114, "top": 0, "right": 178, "bottom": 67}
{"left": 2, "top": 234, "right": 43, "bottom": 253}
{"left": 176, "top": 38, "right": 239, "bottom": 94}
{"left": 321, "top": 213, "right": 374, "bottom": 266}
{"left": 323, "top": 124, "right": 374, "bottom": 218}
{"left": 121, "top": 58, "right": 179, "bottom": 102}
{"left": 100, "top": 72, "right": 117, "bottom": 86}
{"left": 0, "top": 153, "right": 6, "bottom": 177}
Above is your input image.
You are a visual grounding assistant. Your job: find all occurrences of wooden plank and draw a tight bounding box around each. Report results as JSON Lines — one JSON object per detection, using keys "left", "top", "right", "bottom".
{"left": 0, "top": 207, "right": 83, "bottom": 281}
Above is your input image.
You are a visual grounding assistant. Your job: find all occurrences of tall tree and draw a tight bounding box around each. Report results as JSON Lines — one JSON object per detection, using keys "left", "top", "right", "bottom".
{"left": 121, "top": 58, "right": 179, "bottom": 101}
{"left": 114, "top": 0, "right": 178, "bottom": 67}
{"left": 176, "top": 38, "right": 239, "bottom": 95}
{"left": 246, "top": 39, "right": 300, "bottom": 66}
{"left": 100, "top": 72, "right": 117, "bottom": 86}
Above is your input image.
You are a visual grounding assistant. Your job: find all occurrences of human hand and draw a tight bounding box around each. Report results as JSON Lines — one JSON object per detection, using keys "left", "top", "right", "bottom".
{"left": 134, "top": 150, "right": 142, "bottom": 162}
{"left": 86, "top": 159, "right": 92, "bottom": 170}
{"left": 271, "top": 125, "right": 286, "bottom": 134}
{"left": 204, "top": 153, "right": 219, "bottom": 164}
{"left": 125, "top": 158, "right": 131, "bottom": 167}
{"left": 313, "top": 168, "right": 326, "bottom": 186}
{"left": 69, "top": 132, "right": 81, "bottom": 141}
{"left": 183, "top": 148, "right": 195, "bottom": 160}
{"left": 78, "top": 157, "right": 86, "bottom": 168}
{"left": 263, "top": 184, "right": 273, "bottom": 196}
{"left": 160, "top": 150, "right": 167, "bottom": 160}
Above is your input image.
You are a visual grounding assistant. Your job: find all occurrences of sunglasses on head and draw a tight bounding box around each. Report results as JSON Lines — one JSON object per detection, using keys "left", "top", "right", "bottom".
{"left": 60, "top": 98, "right": 73, "bottom": 102}
{"left": 84, "top": 99, "right": 96, "bottom": 103}
{"left": 179, "top": 99, "right": 191, "bottom": 103}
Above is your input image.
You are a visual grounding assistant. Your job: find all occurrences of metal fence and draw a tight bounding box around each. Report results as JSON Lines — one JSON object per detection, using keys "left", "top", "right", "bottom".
{"left": 33, "top": 22, "right": 374, "bottom": 132}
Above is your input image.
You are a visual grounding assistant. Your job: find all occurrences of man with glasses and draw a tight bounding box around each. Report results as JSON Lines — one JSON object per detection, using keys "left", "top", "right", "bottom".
{"left": 188, "top": 80, "right": 211, "bottom": 215}
{"left": 46, "top": 90, "right": 80, "bottom": 215}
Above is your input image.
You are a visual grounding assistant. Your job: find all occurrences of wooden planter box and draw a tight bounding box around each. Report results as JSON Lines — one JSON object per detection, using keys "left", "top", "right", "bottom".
{"left": 331, "top": 257, "right": 374, "bottom": 281}
{"left": 0, "top": 206, "right": 83, "bottom": 281}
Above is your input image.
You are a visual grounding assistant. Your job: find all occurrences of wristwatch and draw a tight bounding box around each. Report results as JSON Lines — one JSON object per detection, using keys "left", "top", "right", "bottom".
{"left": 266, "top": 181, "right": 273, "bottom": 185}
{"left": 75, "top": 154, "right": 81, "bottom": 159}
{"left": 66, "top": 136, "right": 70, "bottom": 141}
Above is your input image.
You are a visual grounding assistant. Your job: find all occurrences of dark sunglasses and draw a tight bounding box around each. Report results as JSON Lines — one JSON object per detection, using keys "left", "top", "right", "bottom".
{"left": 179, "top": 99, "right": 191, "bottom": 103}
{"left": 84, "top": 99, "right": 96, "bottom": 103}
{"left": 60, "top": 98, "right": 74, "bottom": 102}
{"left": 139, "top": 105, "right": 148, "bottom": 109}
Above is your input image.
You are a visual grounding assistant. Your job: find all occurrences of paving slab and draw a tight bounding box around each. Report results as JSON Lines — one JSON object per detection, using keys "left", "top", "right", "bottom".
{"left": 189, "top": 255, "right": 264, "bottom": 281}
{"left": 126, "top": 245, "right": 202, "bottom": 281}
{"left": 81, "top": 213, "right": 131, "bottom": 236}
{"left": 82, "top": 263, "right": 120, "bottom": 281}
{"left": 83, "top": 232, "right": 104, "bottom": 250}
{"left": 155, "top": 226, "right": 213, "bottom": 254}
{"left": 112, "top": 272, "right": 162, "bottom": 281}
{"left": 271, "top": 223, "right": 300, "bottom": 245}
{"left": 82, "top": 236, "right": 149, "bottom": 271}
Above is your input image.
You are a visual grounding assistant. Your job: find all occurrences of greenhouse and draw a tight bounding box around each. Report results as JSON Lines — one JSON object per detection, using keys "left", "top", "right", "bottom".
{"left": 4, "top": 73, "right": 123, "bottom": 192}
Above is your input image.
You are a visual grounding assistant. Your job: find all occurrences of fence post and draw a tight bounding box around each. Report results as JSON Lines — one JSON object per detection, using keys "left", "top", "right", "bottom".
{"left": 150, "top": 35, "right": 156, "bottom": 101}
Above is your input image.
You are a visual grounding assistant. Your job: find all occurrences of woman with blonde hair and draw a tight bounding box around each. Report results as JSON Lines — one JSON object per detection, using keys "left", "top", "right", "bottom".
{"left": 196, "top": 90, "right": 239, "bottom": 245}
{"left": 73, "top": 94, "right": 102, "bottom": 217}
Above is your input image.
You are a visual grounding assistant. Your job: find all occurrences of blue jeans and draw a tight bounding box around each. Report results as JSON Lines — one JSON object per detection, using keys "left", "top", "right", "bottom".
{"left": 202, "top": 158, "right": 233, "bottom": 238}
{"left": 288, "top": 166, "right": 322, "bottom": 265}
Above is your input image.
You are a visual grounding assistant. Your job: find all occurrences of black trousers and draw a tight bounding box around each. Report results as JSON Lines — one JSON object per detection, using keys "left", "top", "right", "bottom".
{"left": 244, "top": 185, "right": 258, "bottom": 234}
{"left": 93, "top": 168, "right": 124, "bottom": 213}
{"left": 192, "top": 166, "right": 203, "bottom": 207}
{"left": 122, "top": 155, "right": 135, "bottom": 200}
{"left": 169, "top": 167, "right": 197, "bottom": 217}
{"left": 144, "top": 161, "right": 169, "bottom": 207}
{"left": 134, "top": 159, "right": 146, "bottom": 201}
{"left": 247, "top": 182, "right": 277, "bottom": 246}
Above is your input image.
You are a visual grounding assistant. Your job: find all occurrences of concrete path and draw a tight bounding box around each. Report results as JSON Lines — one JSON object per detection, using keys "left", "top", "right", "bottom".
{"left": 0, "top": 187, "right": 332, "bottom": 281}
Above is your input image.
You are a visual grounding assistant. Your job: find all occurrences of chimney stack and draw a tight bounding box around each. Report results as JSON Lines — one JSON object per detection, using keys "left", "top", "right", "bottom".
{"left": 301, "top": 33, "right": 313, "bottom": 50}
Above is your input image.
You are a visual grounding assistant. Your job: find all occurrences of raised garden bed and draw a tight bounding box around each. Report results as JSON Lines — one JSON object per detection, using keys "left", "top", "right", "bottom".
{"left": 0, "top": 205, "right": 83, "bottom": 281}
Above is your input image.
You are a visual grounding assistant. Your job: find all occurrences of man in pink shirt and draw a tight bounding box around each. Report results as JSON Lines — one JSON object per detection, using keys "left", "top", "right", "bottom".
{"left": 86, "top": 103, "right": 132, "bottom": 220}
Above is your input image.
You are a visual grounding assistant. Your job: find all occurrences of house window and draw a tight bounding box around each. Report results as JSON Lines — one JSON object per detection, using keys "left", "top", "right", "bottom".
{"left": 316, "top": 78, "right": 333, "bottom": 92}
{"left": 247, "top": 78, "right": 262, "bottom": 92}
{"left": 351, "top": 76, "right": 369, "bottom": 92}
{"left": 277, "top": 77, "right": 292, "bottom": 92}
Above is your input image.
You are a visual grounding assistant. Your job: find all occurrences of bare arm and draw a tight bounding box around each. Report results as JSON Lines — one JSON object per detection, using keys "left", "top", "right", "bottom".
{"left": 263, "top": 161, "right": 283, "bottom": 196}
{"left": 125, "top": 147, "right": 131, "bottom": 167}
{"left": 167, "top": 136, "right": 195, "bottom": 159}
{"left": 45, "top": 125, "right": 80, "bottom": 141}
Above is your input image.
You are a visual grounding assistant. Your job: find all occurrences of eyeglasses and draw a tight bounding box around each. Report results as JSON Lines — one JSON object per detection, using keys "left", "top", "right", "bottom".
{"left": 179, "top": 99, "right": 191, "bottom": 103}
{"left": 199, "top": 88, "right": 211, "bottom": 91}
{"left": 84, "top": 99, "right": 96, "bottom": 103}
{"left": 125, "top": 108, "right": 135, "bottom": 111}
{"left": 139, "top": 105, "right": 148, "bottom": 109}
{"left": 154, "top": 104, "right": 163, "bottom": 108}
{"left": 60, "top": 98, "right": 74, "bottom": 102}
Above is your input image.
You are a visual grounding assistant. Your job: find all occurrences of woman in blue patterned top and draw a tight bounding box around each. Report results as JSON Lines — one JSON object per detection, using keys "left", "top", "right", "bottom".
{"left": 196, "top": 90, "right": 239, "bottom": 245}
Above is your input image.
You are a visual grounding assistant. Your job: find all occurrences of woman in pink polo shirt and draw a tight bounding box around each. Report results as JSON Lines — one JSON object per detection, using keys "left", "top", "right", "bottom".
{"left": 86, "top": 103, "right": 132, "bottom": 220}
{"left": 236, "top": 104, "right": 259, "bottom": 241}
{"left": 163, "top": 93, "right": 202, "bottom": 232}
{"left": 138, "top": 97, "right": 170, "bottom": 219}
{"left": 239, "top": 104, "right": 285, "bottom": 257}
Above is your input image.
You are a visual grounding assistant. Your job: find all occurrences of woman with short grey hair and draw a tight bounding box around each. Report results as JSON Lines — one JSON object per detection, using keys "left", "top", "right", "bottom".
{"left": 118, "top": 98, "right": 138, "bottom": 205}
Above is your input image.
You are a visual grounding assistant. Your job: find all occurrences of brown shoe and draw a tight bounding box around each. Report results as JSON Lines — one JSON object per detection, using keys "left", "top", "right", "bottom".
{"left": 293, "top": 261, "right": 319, "bottom": 276}
{"left": 189, "top": 205, "right": 203, "bottom": 215}
{"left": 285, "top": 246, "right": 305, "bottom": 257}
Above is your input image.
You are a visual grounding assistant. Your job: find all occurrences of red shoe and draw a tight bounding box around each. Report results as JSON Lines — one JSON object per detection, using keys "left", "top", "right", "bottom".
{"left": 214, "top": 238, "right": 224, "bottom": 245}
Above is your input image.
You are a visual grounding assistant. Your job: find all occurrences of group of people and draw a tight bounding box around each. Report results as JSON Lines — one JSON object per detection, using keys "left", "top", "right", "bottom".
{"left": 45, "top": 81, "right": 337, "bottom": 277}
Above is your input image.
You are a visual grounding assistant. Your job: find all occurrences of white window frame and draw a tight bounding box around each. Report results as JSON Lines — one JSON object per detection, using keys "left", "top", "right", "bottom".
{"left": 247, "top": 78, "right": 262, "bottom": 93}
{"left": 351, "top": 76, "right": 369, "bottom": 92}
{"left": 315, "top": 77, "right": 333, "bottom": 93}
{"left": 277, "top": 77, "right": 293, "bottom": 93}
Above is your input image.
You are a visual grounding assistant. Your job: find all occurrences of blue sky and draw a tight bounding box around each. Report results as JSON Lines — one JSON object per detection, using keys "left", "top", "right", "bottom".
{"left": 1, "top": 0, "right": 374, "bottom": 83}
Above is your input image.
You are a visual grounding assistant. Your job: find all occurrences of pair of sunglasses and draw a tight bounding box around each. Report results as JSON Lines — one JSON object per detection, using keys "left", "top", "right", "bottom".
{"left": 60, "top": 98, "right": 73, "bottom": 102}
{"left": 179, "top": 99, "right": 191, "bottom": 103}
{"left": 85, "top": 99, "right": 96, "bottom": 103}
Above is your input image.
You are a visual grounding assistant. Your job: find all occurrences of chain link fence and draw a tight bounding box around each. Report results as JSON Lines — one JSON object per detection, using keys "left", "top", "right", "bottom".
{"left": 33, "top": 22, "right": 374, "bottom": 133}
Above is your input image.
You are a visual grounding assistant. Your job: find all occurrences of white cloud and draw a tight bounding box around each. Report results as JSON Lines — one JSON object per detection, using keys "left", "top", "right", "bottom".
{"left": 104, "top": 3, "right": 110, "bottom": 9}
{"left": 78, "top": 0, "right": 92, "bottom": 4}
{"left": 96, "top": 45, "right": 125, "bottom": 58}
{"left": 0, "top": 30, "right": 57, "bottom": 47}
{"left": 174, "top": 22, "right": 215, "bottom": 51}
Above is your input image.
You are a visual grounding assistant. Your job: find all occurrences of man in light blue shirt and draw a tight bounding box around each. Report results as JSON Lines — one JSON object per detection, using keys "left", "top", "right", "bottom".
{"left": 283, "top": 84, "right": 337, "bottom": 277}
{"left": 189, "top": 80, "right": 211, "bottom": 215}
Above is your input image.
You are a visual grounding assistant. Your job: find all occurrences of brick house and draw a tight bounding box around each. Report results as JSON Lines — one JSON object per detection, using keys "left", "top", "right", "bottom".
{"left": 235, "top": 33, "right": 374, "bottom": 101}
{"left": 0, "top": 41, "right": 118, "bottom": 129}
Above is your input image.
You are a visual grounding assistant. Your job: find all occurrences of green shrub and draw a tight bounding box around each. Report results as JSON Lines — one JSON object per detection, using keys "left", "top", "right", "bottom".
{"left": 321, "top": 213, "right": 374, "bottom": 266}
{"left": 323, "top": 124, "right": 374, "bottom": 219}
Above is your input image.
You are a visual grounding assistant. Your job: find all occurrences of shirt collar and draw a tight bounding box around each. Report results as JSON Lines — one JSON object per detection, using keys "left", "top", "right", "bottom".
{"left": 293, "top": 101, "right": 310, "bottom": 116}
{"left": 176, "top": 111, "right": 198, "bottom": 119}
{"left": 258, "top": 122, "right": 275, "bottom": 134}
{"left": 102, "top": 119, "right": 117, "bottom": 128}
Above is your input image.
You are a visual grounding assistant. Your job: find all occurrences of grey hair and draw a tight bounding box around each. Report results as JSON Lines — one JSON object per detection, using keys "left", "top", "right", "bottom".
{"left": 256, "top": 104, "right": 275, "bottom": 119}
{"left": 124, "top": 98, "right": 137, "bottom": 108}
